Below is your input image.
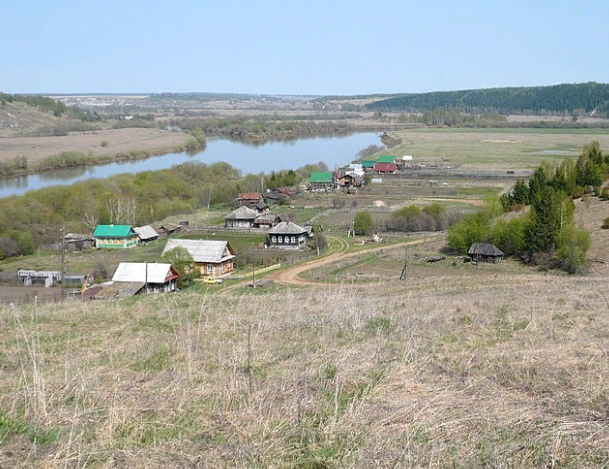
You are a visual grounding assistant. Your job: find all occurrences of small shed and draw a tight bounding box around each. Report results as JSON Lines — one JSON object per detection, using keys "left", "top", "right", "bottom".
{"left": 134, "top": 225, "right": 159, "bottom": 243}
{"left": 468, "top": 243, "right": 505, "bottom": 263}
{"left": 362, "top": 160, "right": 375, "bottom": 170}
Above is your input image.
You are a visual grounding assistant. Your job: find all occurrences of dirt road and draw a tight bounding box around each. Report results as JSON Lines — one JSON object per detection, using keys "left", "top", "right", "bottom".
{"left": 221, "top": 235, "right": 438, "bottom": 293}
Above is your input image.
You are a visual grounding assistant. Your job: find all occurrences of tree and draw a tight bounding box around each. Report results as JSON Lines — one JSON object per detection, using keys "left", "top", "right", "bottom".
{"left": 317, "top": 161, "right": 329, "bottom": 172}
{"left": 447, "top": 212, "right": 490, "bottom": 254}
{"left": 354, "top": 211, "right": 374, "bottom": 236}
{"left": 557, "top": 224, "right": 590, "bottom": 274}
{"left": 511, "top": 179, "right": 530, "bottom": 205}
{"left": 162, "top": 246, "right": 199, "bottom": 288}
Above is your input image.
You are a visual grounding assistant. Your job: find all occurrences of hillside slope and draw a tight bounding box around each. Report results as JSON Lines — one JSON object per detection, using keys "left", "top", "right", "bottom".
{"left": 0, "top": 101, "right": 72, "bottom": 137}
{"left": 1, "top": 273, "right": 608, "bottom": 467}
{"left": 366, "top": 82, "right": 609, "bottom": 114}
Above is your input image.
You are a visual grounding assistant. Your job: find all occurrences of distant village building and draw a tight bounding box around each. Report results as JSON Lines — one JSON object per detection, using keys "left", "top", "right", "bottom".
{"left": 267, "top": 222, "right": 310, "bottom": 250}
{"left": 134, "top": 225, "right": 159, "bottom": 243}
{"left": 254, "top": 214, "right": 282, "bottom": 229}
{"left": 235, "top": 193, "right": 264, "bottom": 209}
{"left": 111, "top": 262, "right": 179, "bottom": 293}
{"left": 93, "top": 225, "right": 139, "bottom": 249}
{"left": 361, "top": 160, "right": 375, "bottom": 171}
{"left": 63, "top": 233, "right": 94, "bottom": 252}
{"left": 374, "top": 162, "right": 398, "bottom": 174}
{"left": 254, "top": 200, "right": 269, "bottom": 215}
{"left": 339, "top": 173, "right": 363, "bottom": 188}
{"left": 378, "top": 155, "right": 396, "bottom": 164}
{"left": 308, "top": 172, "right": 335, "bottom": 191}
{"left": 224, "top": 206, "right": 258, "bottom": 228}
{"left": 468, "top": 243, "right": 505, "bottom": 263}
{"left": 163, "top": 239, "right": 236, "bottom": 276}
{"left": 401, "top": 155, "right": 413, "bottom": 162}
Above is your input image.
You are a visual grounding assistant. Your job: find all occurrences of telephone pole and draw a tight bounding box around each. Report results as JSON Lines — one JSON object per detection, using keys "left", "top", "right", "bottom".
{"left": 400, "top": 244, "right": 408, "bottom": 281}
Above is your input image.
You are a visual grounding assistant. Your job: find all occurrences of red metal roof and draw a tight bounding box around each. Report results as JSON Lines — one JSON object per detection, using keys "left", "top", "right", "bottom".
{"left": 374, "top": 163, "right": 398, "bottom": 172}
{"left": 237, "top": 193, "right": 263, "bottom": 200}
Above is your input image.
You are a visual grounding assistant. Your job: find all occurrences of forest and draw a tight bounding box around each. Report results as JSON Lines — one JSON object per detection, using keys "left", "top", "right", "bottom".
{"left": 366, "top": 82, "right": 609, "bottom": 114}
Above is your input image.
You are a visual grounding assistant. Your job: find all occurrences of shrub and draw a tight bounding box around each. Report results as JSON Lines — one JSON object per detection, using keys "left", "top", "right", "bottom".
{"left": 447, "top": 212, "right": 490, "bottom": 254}
{"left": 100, "top": 140, "right": 109, "bottom": 148}
{"left": 354, "top": 211, "right": 374, "bottom": 236}
{"left": 557, "top": 225, "right": 590, "bottom": 274}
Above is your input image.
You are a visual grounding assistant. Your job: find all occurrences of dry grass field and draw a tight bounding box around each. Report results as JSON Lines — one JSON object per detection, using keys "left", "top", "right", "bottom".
{"left": 387, "top": 128, "right": 609, "bottom": 171}
{"left": 1, "top": 271, "right": 609, "bottom": 467}
{"left": 0, "top": 128, "right": 192, "bottom": 164}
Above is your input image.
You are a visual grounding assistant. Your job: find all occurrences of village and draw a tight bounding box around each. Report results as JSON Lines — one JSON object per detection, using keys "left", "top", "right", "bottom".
{"left": 0, "top": 150, "right": 524, "bottom": 304}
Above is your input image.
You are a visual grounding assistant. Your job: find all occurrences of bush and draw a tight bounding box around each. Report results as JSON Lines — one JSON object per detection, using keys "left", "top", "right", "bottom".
{"left": 100, "top": 140, "right": 109, "bottom": 148}
{"left": 602, "top": 217, "right": 609, "bottom": 229}
{"left": 354, "top": 211, "right": 374, "bottom": 236}
{"left": 422, "top": 202, "right": 446, "bottom": 219}
{"left": 557, "top": 225, "right": 590, "bottom": 274}
{"left": 447, "top": 212, "right": 490, "bottom": 254}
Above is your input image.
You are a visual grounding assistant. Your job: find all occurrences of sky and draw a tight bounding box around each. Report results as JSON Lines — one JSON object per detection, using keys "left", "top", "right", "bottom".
{"left": 2, "top": 0, "right": 609, "bottom": 95}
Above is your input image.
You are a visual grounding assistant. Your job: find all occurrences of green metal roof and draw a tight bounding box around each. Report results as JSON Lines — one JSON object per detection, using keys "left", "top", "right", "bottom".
{"left": 362, "top": 160, "right": 375, "bottom": 168}
{"left": 309, "top": 172, "right": 334, "bottom": 183}
{"left": 93, "top": 225, "right": 135, "bottom": 238}
{"left": 378, "top": 155, "right": 396, "bottom": 163}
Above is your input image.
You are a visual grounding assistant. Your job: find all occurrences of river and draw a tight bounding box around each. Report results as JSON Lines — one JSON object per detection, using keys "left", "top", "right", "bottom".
{"left": 0, "top": 132, "right": 381, "bottom": 198}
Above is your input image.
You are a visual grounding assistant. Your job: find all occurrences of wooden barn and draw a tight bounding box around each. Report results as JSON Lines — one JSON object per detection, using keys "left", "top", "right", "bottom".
{"left": 468, "top": 243, "right": 505, "bottom": 263}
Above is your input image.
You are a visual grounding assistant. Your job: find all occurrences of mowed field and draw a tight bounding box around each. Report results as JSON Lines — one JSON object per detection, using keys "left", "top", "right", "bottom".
{"left": 388, "top": 128, "right": 609, "bottom": 171}
{"left": 0, "top": 128, "right": 192, "bottom": 163}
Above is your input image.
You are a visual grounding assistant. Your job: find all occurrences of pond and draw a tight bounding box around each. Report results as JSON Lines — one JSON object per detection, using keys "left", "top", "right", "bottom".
{"left": 0, "top": 132, "right": 381, "bottom": 198}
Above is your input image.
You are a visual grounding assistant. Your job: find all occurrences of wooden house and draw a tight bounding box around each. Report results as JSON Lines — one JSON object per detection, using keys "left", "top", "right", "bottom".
{"left": 267, "top": 222, "right": 310, "bottom": 250}
{"left": 254, "top": 214, "right": 282, "bottom": 229}
{"left": 111, "top": 262, "right": 179, "bottom": 293}
{"left": 468, "top": 243, "right": 505, "bottom": 263}
{"left": 339, "top": 173, "right": 363, "bottom": 188}
{"left": 235, "top": 193, "right": 263, "bottom": 209}
{"left": 254, "top": 200, "right": 269, "bottom": 215}
{"left": 93, "top": 225, "right": 139, "bottom": 249}
{"left": 374, "top": 162, "right": 398, "bottom": 174}
{"left": 224, "top": 206, "right": 258, "bottom": 228}
{"left": 162, "top": 239, "right": 236, "bottom": 276}
{"left": 64, "top": 233, "right": 94, "bottom": 252}
{"left": 308, "top": 172, "right": 335, "bottom": 191}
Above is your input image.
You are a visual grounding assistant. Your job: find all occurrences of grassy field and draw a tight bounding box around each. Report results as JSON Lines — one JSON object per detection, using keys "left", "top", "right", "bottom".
{"left": 386, "top": 127, "right": 609, "bottom": 171}
{"left": 2, "top": 270, "right": 609, "bottom": 467}
{"left": 0, "top": 128, "right": 192, "bottom": 164}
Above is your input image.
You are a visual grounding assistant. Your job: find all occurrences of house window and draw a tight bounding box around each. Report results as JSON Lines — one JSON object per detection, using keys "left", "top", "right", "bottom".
{"left": 291, "top": 236, "right": 296, "bottom": 244}
{"left": 207, "top": 264, "right": 213, "bottom": 272}
{"left": 278, "top": 236, "right": 283, "bottom": 243}
{"left": 272, "top": 236, "right": 277, "bottom": 243}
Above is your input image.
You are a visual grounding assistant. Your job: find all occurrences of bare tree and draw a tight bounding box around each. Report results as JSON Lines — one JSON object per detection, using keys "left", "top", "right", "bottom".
{"left": 82, "top": 204, "right": 99, "bottom": 231}
{"left": 106, "top": 197, "right": 137, "bottom": 225}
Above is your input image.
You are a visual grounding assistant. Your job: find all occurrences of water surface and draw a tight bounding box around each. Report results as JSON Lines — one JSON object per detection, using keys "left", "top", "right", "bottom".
{"left": 0, "top": 132, "right": 381, "bottom": 198}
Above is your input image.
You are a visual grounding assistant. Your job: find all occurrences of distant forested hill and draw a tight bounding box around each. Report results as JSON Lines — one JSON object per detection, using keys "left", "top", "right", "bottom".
{"left": 365, "top": 82, "right": 609, "bottom": 114}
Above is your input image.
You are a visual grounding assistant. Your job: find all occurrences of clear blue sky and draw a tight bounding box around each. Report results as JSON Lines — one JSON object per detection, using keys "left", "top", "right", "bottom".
{"left": 2, "top": 0, "right": 608, "bottom": 95}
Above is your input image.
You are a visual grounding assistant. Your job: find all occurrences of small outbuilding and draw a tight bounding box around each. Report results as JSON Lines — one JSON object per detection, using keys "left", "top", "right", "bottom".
{"left": 224, "top": 206, "right": 258, "bottom": 228}
{"left": 134, "top": 225, "right": 159, "bottom": 243}
{"left": 112, "top": 262, "right": 179, "bottom": 293}
{"left": 468, "top": 243, "right": 505, "bottom": 263}
{"left": 267, "top": 222, "right": 310, "bottom": 250}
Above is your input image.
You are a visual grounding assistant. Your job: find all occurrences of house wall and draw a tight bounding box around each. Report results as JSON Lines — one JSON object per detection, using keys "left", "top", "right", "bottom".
{"left": 146, "top": 279, "right": 177, "bottom": 293}
{"left": 309, "top": 182, "right": 333, "bottom": 191}
{"left": 198, "top": 260, "right": 234, "bottom": 277}
{"left": 225, "top": 219, "right": 254, "bottom": 228}
{"left": 95, "top": 236, "right": 139, "bottom": 249}
{"left": 269, "top": 234, "right": 308, "bottom": 250}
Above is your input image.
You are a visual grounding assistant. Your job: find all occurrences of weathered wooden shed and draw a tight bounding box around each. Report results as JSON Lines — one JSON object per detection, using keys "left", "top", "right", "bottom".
{"left": 468, "top": 243, "right": 505, "bottom": 263}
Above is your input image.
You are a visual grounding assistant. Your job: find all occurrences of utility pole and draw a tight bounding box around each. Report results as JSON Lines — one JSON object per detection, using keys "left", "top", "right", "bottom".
{"left": 400, "top": 244, "right": 408, "bottom": 281}
{"left": 207, "top": 186, "right": 212, "bottom": 210}
{"left": 60, "top": 227, "right": 65, "bottom": 302}
{"left": 145, "top": 261, "right": 148, "bottom": 294}
{"left": 252, "top": 257, "right": 255, "bottom": 288}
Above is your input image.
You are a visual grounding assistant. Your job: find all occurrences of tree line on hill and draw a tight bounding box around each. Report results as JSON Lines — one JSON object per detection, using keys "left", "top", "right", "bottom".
{"left": 0, "top": 161, "right": 324, "bottom": 260}
{"left": 447, "top": 142, "right": 609, "bottom": 273}
{"left": 0, "top": 93, "right": 67, "bottom": 117}
{"left": 366, "top": 82, "right": 609, "bottom": 115}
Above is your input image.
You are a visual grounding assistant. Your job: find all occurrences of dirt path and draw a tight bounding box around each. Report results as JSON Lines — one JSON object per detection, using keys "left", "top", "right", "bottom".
{"left": 418, "top": 197, "right": 485, "bottom": 206}
{"left": 220, "top": 235, "right": 439, "bottom": 293}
